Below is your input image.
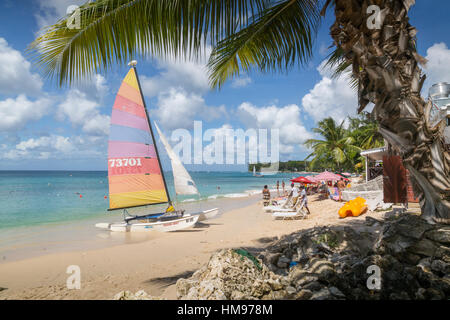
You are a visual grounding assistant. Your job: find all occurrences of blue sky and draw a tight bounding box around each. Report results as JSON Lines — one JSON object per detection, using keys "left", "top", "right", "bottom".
{"left": 0, "top": 0, "right": 449, "bottom": 171}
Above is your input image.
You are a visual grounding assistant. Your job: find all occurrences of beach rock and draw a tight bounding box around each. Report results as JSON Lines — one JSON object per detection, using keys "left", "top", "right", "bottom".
{"left": 310, "top": 288, "right": 334, "bottom": 300}
{"left": 263, "top": 252, "right": 281, "bottom": 265}
{"left": 286, "top": 286, "right": 296, "bottom": 295}
{"left": 425, "top": 228, "right": 450, "bottom": 244}
{"left": 329, "top": 286, "right": 346, "bottom": 299}
{"left": 276, "top": 256, "right": 290, "bottom": 269}
{"left": 295, "top": 289, "right": 313, "bottom": 300}
{"left": 302, "top": 281, "right": 323, "bottom": 292}
{"left": 430, "top": 259, "right": 449, "bottom": 274}
{"left": 176, "top": 249, "right": 287, "bottom": 300}
{"left": 389, "top": 291, "right": 411, "bottom": 300}
{"left": 308, "top": 258, "right": 335, "bottom": 281}
{"left": 365, "top": 216, "right": 382, "bottom": 227}
{"left": 417, "top": 257, "right": 432, "bottom": 272}
{"left": 408, "top": 239, "right": 437, "bottom": 257}
{"left": 435, "top": 245, "right": 450, "bottom": 263}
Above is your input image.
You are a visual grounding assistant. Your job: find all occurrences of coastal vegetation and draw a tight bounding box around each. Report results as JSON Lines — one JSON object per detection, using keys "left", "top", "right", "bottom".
{"left": 29, "top": 0, "right": 449, "bottom": 221}
{"left": 249, "top": 161, "right": 310, "bottom": 173}
{"left": 305, "top": 112, "right": 383, "bottom": 172}
{"left": 249, "top": 112, "right": 383, "bottom": 173}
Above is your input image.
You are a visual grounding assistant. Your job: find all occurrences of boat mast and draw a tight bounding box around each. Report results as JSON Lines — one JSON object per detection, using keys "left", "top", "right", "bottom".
{"left": 130, "top": 60, "right": 172, "bottom": 204}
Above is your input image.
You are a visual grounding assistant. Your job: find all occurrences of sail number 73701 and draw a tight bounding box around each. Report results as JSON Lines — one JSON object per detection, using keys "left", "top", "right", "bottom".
{"left": 109, "top": 158, "right": 142, "bottom": 167}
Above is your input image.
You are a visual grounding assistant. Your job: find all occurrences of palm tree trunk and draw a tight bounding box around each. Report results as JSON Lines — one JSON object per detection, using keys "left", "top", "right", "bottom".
{"left": 328, "top": 0, "right": 450, "bottom": 223}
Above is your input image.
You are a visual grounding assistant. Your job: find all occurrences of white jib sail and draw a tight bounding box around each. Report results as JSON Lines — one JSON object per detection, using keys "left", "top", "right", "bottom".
{"left": 154, "top": 122, "right": 199, "bottom": 195}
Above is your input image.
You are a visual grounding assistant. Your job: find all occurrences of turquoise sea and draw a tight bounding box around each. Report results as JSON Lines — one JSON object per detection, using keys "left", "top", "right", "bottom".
{"left": 0, "top": 170, "right": 300, "bottom": 230}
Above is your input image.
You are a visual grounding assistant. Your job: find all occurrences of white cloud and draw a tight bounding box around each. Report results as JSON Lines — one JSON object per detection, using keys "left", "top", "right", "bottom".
{"left": 422, "top": 42, "right": 450, "bottom": 95}
{"left": 3, "top": 134, "right": 74, "bottom": 160}
{"left": 301, "top": 61, "right": 357, "bottom": 122}
{"left": 140, "top": 51, "right": 211, "bottom": 98}
{"left": 231, "top": 74, "right": 252, "bottom": 88}
{"left": 237, "top": 102, "right": 313, "bottom": 155}
{"left": 153, "top": 88, "right": 226, "bottom": 130}
{"left": 57, "top": 89, "right": 110, "bottom": 136}
{"left": 139, "top": 47, "right": 229, "bottom": 130}
{"left": 75, "top": 74, "right": 109, "bottom": 101}
{"left": 0, "top": 38, "right": 43, "bottom": 96}
{"left": 0, "top": 95, "right": 52, "bottom": 131}
{"left": 1, "top": 134, "right": 106, "bottom": 161}
{"left": 55, "top": 74, "right": 110, "bottom": 136}
{"left": 16, "top": 135, "right": 74, "bottom": 153}
{"left": 35, "top": 0, "right": 85, "bottom": 30}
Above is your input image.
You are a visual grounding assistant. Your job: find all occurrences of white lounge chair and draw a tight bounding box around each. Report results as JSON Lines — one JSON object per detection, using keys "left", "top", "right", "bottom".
{"left": 263, "top": 195, "right": 293, "bottom": 212}
{"left": 271, "top": 201, "right": 308, "bottom": 220}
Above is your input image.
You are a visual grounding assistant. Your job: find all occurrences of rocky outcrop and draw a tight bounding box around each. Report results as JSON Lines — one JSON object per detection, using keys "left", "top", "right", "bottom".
{"left": 176, "top": 212, "right": 450, "bottom": 300}
{"left": 176, "top": 248, "right": 291, "bottom": 300}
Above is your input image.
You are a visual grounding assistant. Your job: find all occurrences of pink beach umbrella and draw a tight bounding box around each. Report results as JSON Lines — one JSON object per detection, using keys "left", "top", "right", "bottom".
{"left": 305, "top": 175, "right": 318, "bottom": 183}
{"left": 313, "top": 171, "right": 342, "bottom": 182}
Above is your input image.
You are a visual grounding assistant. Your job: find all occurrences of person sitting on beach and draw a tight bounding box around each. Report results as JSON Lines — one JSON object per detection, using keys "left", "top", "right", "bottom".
{"left": 262, "top": 185, "right": 271, "bottom": 206}
{"left": 299, "top": 185, "right": 311, "bottom": 215}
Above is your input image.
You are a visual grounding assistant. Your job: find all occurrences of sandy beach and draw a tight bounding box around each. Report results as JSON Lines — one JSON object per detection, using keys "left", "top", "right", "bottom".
{"left": 0, "top": 194, "right": 388, "bottom": 300}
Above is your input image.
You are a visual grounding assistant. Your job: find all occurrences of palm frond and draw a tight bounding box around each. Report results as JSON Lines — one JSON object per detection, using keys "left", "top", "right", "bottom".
{"left": 28, "top": 0, "right": 270, "bottom": 86}
{"left": 207, "top": 0, "right": 321, "bottom": 88}
{"left": 323, "top": 46, "right": 358, "bottom": 89}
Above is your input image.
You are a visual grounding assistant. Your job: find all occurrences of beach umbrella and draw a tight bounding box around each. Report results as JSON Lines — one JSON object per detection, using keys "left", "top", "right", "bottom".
{"left": 305, "top": 175, "right": 318, "bottom": 183}
{"left": 313, "top": 171, "right": 342, "bottom": 182}
{"left": 342, "top": 172, "right": 351, "bottom": 176}
{"left": 290, "top": 176, "right": 313, "bottom": 184}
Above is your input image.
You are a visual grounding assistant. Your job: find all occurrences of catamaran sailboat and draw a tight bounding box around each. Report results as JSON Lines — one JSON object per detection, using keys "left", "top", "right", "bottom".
{"left": 95, "top": 61, "right": 218, "bottom": 232}
{"left": 253, "top": 166, "right": 263, "bottom": 177}
{"left": 154, "top": 122, "right": 219, "bottom": 222}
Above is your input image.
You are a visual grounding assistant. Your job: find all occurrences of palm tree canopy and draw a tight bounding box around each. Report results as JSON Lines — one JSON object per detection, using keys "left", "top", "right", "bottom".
{"left": 28, "top": 0, "right": 321, "bottom": 87}
{"left": 347, "top": 112, "right": 384, "bottom": 150}
{"left": 304, "top": 117, "right": 361, "bottom": 170}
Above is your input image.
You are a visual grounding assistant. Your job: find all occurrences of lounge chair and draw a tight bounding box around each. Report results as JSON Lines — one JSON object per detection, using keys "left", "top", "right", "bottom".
{"left": 272, "top": 201, "right": 308, "bottom": 220}
{"left": 263, "top": 194, "right": 293, "bottom": 212}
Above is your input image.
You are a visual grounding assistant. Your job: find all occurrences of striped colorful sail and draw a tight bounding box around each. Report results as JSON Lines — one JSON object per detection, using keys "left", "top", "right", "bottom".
{"left": 108, "top": 68, "right": 169, "bottom": 209}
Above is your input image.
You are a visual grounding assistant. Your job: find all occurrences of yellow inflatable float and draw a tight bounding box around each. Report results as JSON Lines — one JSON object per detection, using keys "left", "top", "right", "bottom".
{"left": 338, "top": 197, "right": 368, "bottom": 218}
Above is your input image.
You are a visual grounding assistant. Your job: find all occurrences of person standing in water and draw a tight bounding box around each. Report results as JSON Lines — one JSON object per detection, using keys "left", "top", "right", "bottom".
{"left": 282, "top": 181, "right": 285, "bottom": 195}
{"left": 262, "top": 185, "right": 271, "bottom": 206}
{"left": 276, "top": 181, "right": 280, "bottom": 196}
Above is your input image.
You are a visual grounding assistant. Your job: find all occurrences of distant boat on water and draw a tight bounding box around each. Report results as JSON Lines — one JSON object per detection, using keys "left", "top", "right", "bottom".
{"left": 253, "top": 166, "right": 263, "bottom": 177}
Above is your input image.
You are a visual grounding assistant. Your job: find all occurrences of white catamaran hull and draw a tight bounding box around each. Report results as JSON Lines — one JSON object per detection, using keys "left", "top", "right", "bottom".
{"left": 197, "top": 208, "right": 219, "bottom": 221}
{"left": 95, "top": 214, "right": 199, "bottom": 232}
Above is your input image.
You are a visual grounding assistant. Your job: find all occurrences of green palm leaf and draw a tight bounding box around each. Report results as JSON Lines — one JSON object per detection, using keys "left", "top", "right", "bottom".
{"left": 207, "top": 0, "right": 321, "bottom": 88}
{"left": 28, "top": 0, "right": 270, "bottom": 86}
